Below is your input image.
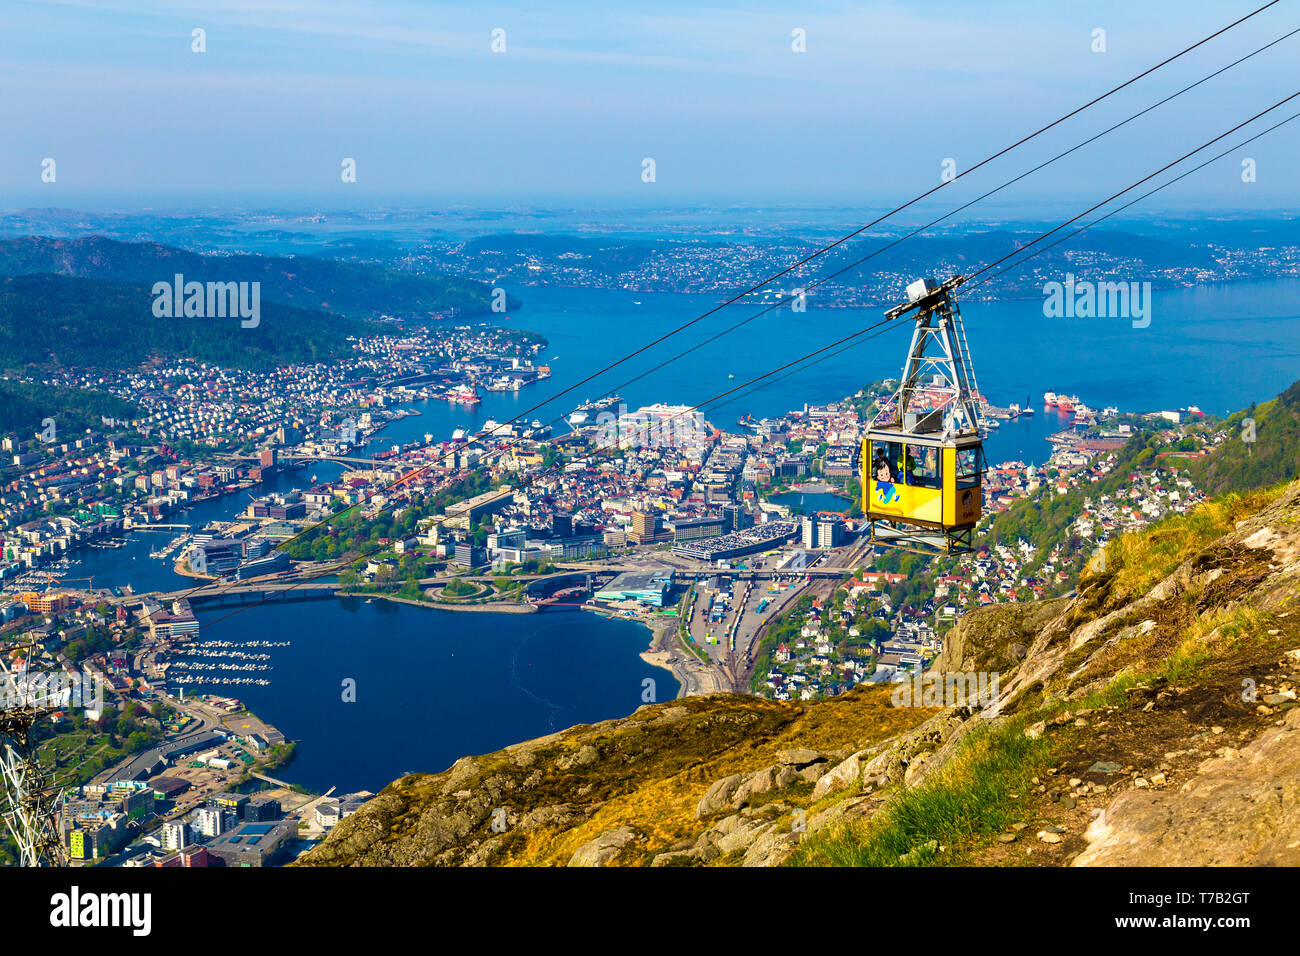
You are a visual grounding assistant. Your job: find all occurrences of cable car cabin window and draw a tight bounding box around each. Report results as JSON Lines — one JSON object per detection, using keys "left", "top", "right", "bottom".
{"left": 870, "top": 442, "right": 904, "bottom": 485}
{"left": 905, "top": 444, "right": 941, "bottom": 489}
{"left": 956, "top": 447, "right": 983, "bottom": 489}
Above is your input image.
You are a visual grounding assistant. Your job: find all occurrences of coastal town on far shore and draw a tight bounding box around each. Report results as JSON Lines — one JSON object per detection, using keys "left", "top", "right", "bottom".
{"left": 1, "top": 321, "right": 1222, "bottom": 866}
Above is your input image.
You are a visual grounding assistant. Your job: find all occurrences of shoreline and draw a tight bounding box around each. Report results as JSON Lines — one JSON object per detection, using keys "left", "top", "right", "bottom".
{"left": 637, "top": 614, "right": 732, "bottom": 700}
{"left": 156, "top": 542, "right": 719, "bottom": 701}
{"left": 172, "top": 560, "right": 215, "bottom": 582}
{"left": 347, "top": 591, "right": 537, "bottom": 614}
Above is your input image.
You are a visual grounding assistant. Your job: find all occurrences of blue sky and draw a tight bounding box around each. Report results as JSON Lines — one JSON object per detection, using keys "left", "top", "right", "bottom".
{"left": 1, "top": 0, "right": 1297, "bottom": 211}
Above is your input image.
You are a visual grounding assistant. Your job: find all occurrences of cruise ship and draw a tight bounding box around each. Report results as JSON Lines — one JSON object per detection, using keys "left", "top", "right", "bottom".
{"left": 568, "top": 395, "right": 622, "bottom": 427}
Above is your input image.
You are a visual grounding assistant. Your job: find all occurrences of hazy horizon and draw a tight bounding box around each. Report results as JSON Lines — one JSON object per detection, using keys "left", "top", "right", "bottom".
{"left": 3, "top": 0, "right": 1299, "bottom": 212}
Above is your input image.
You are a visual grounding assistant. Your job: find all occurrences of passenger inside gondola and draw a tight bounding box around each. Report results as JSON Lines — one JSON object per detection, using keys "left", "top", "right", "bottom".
{"left": 872, "top": 448, "right": 901, "bottom": 504}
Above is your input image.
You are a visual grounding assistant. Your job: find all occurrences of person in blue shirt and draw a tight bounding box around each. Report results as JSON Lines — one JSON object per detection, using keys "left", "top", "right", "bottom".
{"left": 872, "top": 449, "right": 901, "bottom": 505}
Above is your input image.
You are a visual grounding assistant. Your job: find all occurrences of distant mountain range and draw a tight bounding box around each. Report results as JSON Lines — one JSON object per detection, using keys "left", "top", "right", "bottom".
{"left": 0, "top": 235, "right": 518, "bottom": 320}
{"left": 0, "top": 235, "right": 524, "bottom": 372}
{"left": 410, "top": 225, "right": 1231, "bottom": 302}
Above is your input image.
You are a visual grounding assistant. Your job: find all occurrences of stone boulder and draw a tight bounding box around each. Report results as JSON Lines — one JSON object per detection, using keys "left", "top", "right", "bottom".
{"left": 567, "top": 827, "right": 638, "bottom": 867}
{"left": 1074, "top": 708, "right": 1300, "bottom": 866}
{"left": 696, "top": 773, "right": 743, "bottom": 818}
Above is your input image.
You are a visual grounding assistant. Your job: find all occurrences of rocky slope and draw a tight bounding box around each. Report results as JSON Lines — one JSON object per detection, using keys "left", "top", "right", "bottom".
{"left": 299, "top": 480, "right": 1300, "bottom": 867}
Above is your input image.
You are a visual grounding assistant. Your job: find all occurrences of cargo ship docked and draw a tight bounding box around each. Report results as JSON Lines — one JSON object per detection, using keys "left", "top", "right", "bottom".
{"left": 1044, "top": 391, "right": 1079, "bottom": 412}
{"left": 446, "top": 384, "right": 481, "bottom": 405}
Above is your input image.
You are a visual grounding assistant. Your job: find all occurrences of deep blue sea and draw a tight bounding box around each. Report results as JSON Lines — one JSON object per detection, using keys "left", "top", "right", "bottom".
{"left": 74, "top": 276, "right": 1300, "bottom": 794}
{"left": 189, "top": 601, "right": 671, "bottom": 794}
{"left": 416, "top": 278, "right": 1300, "bottom": 466}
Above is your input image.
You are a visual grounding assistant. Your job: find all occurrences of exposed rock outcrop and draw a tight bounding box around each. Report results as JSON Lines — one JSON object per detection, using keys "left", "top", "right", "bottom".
{"left": 568, "top": 827, "right": 638, "bottom": 867}
{"left": 301, "top": 480, "right": 1300, "bottom": 868}
{"left": 1074, "top": 706, "right": 1300, "bottom": 866}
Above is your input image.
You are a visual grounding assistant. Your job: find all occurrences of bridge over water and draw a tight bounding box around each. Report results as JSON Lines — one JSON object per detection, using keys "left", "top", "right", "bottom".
{"left": 142, "top": 562, "right": 851, "bottom": 610}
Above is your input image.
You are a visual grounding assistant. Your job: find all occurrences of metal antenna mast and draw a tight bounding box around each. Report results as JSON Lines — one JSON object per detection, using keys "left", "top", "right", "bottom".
{"left": 0, "top": 662, "right": 66, "bottom": 866}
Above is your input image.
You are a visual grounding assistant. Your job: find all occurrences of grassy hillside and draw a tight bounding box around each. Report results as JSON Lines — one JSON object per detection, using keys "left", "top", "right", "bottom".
{"left": 0, "top": 235, "right": 516, "bottom": 320}
{"left": 0, "top": 274, "right": 373, "bottom": 371}
{"left": 1184, "top": 378, "right": 1300, "bottom": 494}
{"left": 793, "top": 483, "right": 1291, "bottom": 865}
{"left": 297, "top": 689, "right": 935, "bottom": 867}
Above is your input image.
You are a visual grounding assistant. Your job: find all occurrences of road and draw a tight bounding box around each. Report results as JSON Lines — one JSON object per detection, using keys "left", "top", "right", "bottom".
{"left": 92, "top": 702, "right": 216, "bottom": 785}
{"left": 716, "top": 531, "right": 874, "bottom": 689}
{"left": 139, "top": 556, "right": 852, "bottom": 608}
{"left": 128, "top": 533, "right": 877, "bottom": 702}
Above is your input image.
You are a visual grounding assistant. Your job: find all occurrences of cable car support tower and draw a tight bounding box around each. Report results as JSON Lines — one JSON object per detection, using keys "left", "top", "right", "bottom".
{"left": 863, "top": 275, "right": 986, "bottom": 554}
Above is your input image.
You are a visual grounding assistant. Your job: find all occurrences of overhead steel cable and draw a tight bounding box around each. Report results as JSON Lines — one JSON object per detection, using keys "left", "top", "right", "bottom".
{"left": 963, "top": 89, "right": 1300, "bottom": 286}
{"left": 141, "top": 3, "right": 1285, "bottom": 619}
{"left": 406, "top": 16, "right": 1300, "bottom": 469}
{"left": 432, "top": 0, "right": 1282, "bottom": 444}
{"left": 378, "top": 20, "right": 1300, "bottom": 492}
{"left": 966, "top": 109, "right": 1300, "bottom": 291}
{"left": 191, "top": 85, "right": 1300, "bottom": 634}
{"left": 729, "top": 108, "right": 1300, "bottom": 408}
{"left": 521, "top": 21, "right": 1300, "bottom": 434}
{"left": 790, "top": 23, "right": 1300, "bottom": 286}
{"left": 654, "top": 95, "right": 1300, "bottom": 414}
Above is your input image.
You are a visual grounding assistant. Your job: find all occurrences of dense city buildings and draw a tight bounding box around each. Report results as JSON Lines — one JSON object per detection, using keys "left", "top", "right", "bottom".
{"left": 0, "top": 281, "right": 1228, "bottom": 867}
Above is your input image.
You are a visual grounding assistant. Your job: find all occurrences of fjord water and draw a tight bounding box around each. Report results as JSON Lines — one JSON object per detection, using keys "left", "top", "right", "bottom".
{"left": 382, "top": 278, "right": 1300, "bottom": 467}
{"left": 63, "top": 463, "right": 346, "bottom": 593}
{"left": 126, "top": 278, "right": 1300, "bottom": 794}
{"left": 191, "top": 601, "right": 672, "bottom": 794}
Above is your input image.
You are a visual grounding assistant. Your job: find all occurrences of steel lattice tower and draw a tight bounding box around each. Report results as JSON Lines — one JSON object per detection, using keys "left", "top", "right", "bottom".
{"left": 0, "top": 670, "right": 65, "bottom": 866}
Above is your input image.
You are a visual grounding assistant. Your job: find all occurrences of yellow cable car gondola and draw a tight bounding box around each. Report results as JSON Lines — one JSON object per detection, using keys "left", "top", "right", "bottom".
{"left": 861, "top": 275, "right": 985, "bottom": 554}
